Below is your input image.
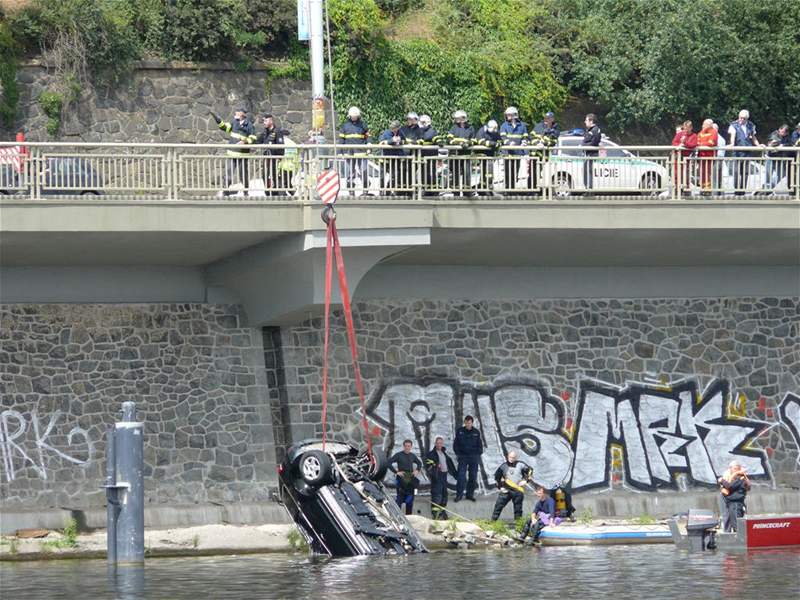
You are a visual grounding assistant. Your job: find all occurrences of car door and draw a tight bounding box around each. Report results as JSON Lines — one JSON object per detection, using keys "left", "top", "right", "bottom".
{"left": 593, "top": 142, "right": 630, "bottom": 191}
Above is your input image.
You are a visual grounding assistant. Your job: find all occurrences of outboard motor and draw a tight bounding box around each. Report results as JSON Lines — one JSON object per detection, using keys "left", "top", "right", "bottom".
{"left": 686, "top": 509, "right": 719, "bottom": 551}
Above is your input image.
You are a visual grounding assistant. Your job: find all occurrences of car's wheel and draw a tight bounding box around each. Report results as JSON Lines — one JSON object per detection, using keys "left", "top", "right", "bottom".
{"left": 639, "top": 173, "right": 661, "bottom": 196}
{"left": 552, "top": 173, "right": 572, "bottom": 197}
{"left": 298, "top": 450, "right": 335, "bottom": 486}
{"left": 80, "top": 191, "right": 100, "bottom": 196}
{"left": 366, "top": 446, "right": 389, "bottom": 482}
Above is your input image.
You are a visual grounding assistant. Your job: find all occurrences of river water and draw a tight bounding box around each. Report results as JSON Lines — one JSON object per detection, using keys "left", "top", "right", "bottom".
{"left": 2, "top": 545, "right": 799, "bottom": 600}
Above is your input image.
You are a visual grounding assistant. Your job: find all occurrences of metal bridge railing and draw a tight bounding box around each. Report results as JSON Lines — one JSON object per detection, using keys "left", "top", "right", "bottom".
{"left": 0, "top": 142, "right": 798, "bottom": 201}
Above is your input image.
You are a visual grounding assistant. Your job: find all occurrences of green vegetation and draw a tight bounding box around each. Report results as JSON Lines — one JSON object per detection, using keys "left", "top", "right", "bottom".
{"left": 1, "top": 538, "right": 19, "bottom": 554}
{"left": 577, "top": 506, "right": 594, "bottom": 525}
{"left": 286, "top": 527, "right": 309, "bottom": 552}
{"left": 474, "top": 519, "right": 513, "bottom": 537}
{"left": 1, "top": 0, "right": 797, "bottom": 132}
{"left": 633, "top": 514, "right": 657, "bottom": 525}
{"left": 40, "top": 518, "right": 80, "bottom": 550}
{"left": 38, "top": 90, "right": 64, "bottom": 136}
{"left": 191, "top": 534, "right": 200, "bottom": 549}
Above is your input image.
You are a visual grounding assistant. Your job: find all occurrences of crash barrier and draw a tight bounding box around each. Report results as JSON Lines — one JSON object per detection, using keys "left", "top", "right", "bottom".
{"left": 0, "top": 142, "right": 798, "bottom": 201}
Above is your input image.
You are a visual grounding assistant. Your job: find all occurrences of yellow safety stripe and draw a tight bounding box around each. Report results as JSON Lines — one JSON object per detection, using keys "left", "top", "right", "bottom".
{"left": 504, "top": 479, "right": 526, "bottom": 493}
{"left": 502, "top": 133, "right": 525, "bottom": 139}
{"left": 449, "top": 137, "right": 471, "bottom": 144}
{"left": 339, "top": 133, "right": 367, "bottom": 139}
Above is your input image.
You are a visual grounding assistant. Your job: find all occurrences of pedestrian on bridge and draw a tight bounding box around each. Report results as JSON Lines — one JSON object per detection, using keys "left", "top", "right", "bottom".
{"left": 212, "top": 108, "right": 256, "bottom": 197}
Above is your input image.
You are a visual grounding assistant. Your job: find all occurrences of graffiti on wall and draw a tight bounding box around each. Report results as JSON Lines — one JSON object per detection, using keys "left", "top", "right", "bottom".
{"left": 779, "top": 393, "right": 800, "bottom": 466}
{"left": 366, "top": 377, "right": 791, "bottom": 494}
{"left": 0, "top": 409, "right": 94, "bottom": 482}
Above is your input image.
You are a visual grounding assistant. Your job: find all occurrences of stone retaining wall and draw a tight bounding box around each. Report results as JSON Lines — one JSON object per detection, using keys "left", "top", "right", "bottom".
{"left": 0, "top": 304, "right": 276, "bottom": 509}
{"left": 273, "top": 297, "right": 800, "bottom": 490}
{"left": 2, "top": 60, "right": 314, "bottom": 143}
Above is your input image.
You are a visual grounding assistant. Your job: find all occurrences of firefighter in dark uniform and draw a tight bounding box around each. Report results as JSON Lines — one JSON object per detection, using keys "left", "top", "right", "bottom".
{"left": 491, "top": 450, "right": 532, "bottom": 521}
{"left": 582, "top": 113, "right": 602, "bottom": 190}
{"left": 425, "top": 436, "right": 457, "bottom": 520}
{"left": 499, "top": 106, "right": 529, "bottom": 193}
{"left": 389, "top": 439, "right": 423, "bottom": 516}
{"left": 398, "top": 112, "right": 420, "bottom": 197}
{"left": 529, "top": 111, "right": 560, "bottom": 190}
{"left": 418, "top": 114, "right": 439, "bottom": 195}
{"left": 338, "top": 106, "right": 370, "bottom": 194}
{"left": 213, "top": 107, "right": 256, "bottom": 196}
{"left": 447, "top": 110, "right": 475, "bottom": 195}
{"left": 378, "top": 120, "right": 406, "bottom": 195}
{"left": 254, "top": 113, "right": 285, "bottom": 196}
{"left": 472, "top": 119, "right": 502, "bottom": 195}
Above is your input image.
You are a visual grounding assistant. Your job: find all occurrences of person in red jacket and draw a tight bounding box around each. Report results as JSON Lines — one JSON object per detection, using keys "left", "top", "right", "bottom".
{"left": 696, "top": 119, "right": 718, "bottom": 194}
{"left": 672, "top": 120, "right": 698, "bottom": 192}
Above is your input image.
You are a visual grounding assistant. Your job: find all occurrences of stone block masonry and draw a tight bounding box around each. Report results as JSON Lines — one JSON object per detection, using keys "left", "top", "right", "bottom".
{"left": 273, "top": 297, "right": 800, "bottom": 491}
{"left": 0, "top": 304, "right": 276, "bottom": 509}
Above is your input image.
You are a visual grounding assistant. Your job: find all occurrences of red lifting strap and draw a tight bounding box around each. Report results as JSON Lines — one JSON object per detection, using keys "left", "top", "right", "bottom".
{"left": 321, "top": 214, "right": 373, "bottom": 459}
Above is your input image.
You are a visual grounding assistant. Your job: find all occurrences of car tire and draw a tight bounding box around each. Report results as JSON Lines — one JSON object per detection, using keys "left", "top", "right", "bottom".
{"left": 639, "top": 173, "right": 661, "bottom": 196}
{"left": 80, "top": 191, "right": 100, "bottom": 196}
{"left": 298, "top": 450, "right": 335, "bottom": 486}
{"left": 552, "top": 173, "right": 572, "bottom": 197}
{"left": 366, "top": 446, "right": 389, "bottom": 482}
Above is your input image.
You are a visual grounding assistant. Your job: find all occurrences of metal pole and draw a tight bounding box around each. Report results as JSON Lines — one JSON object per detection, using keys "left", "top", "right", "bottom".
{"left": 105, "top": 423, "right": 117, "bottom": 565}
{"left": 309, "top": 0, "right": 325, "bottom": 101}
{"left": 105, "top": 401, "right": 144, "bottom": 565}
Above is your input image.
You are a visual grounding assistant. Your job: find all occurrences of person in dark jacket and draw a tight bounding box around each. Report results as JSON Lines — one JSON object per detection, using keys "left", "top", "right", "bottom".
{"left": 718, "top": 461, "right": 750, "bottom": 532}
{"left": 499, "top": 106, "right": 529, "bottom": 193}
{"left": 472, "top": 120, "right": 502, "bottom": 195}
{"left": 378, "top": 120, "right": 406, "bottom": 195}
{"left": 727, "top": 109, "right": 762, "bottom": 194}
{"left": 582, "top": 113, "right": 602, "bottom": 190}
{"left": 254, "top": 114, "right": 285, "bottom": 195}
{"left": 533, "top": 111, "right": 561, "bottom": 144}
{"left": 447, "top": 110, "right": 475, "bottom": 194}
{"left": 425, "top": 436, "right": 458, "bottom": 520}
{"left": 389, "top": 439, "right": 422, "bottom": 515}
{"left": 528, "top": 111, "right": 560, "bottom": 191}
{"left": 765, "top": 124, "right": 792, "bottom": 190}
{"left": 453, "top": 415, "right": 483, "bottom": 501}
{"left": 213, "top": 107, "right": 256, "bottom": 196}
{"left": 491, "top": 451, "right": 532, "bottom": 521}
{"left": 338, "top": 106, "right": 370, "bottom": 194}
{"left": 417, "top": 114, "right": 440, "bottom": 195}
{"left": 518, "top": 486, "right": 556, "bottom": 544}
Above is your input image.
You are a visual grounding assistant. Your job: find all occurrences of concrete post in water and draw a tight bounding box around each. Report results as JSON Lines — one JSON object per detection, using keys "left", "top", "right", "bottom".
{"left": 105, "top": 401, "right": 145, "bottom": 565}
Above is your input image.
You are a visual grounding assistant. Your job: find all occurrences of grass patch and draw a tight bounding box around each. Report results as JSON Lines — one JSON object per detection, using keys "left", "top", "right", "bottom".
{"left": 287, "top": 527, "right": 309, "bottom": 553}
{"left": 39, "top": 518, "right": 79, "bottom": 551}
{"left": 633, "top": 514, "right": 657, "bottom": 525}
{"left": 474, "top": 519, "right": 513, "bottom": 537}
{"left": 578, "top": 507, "right": 594, "bottom": 525}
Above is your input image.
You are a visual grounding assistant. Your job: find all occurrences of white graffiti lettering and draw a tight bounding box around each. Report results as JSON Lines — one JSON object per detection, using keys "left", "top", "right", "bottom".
{"left": 367, "top": 377, "right": 783, "bottom": 494}
{"left": 0, "top": 409, "right": 94, "bottom": 482}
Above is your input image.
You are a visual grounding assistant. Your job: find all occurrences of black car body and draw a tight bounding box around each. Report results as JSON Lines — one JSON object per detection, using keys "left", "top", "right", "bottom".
{"left": 278, "top": 440, "right": 427, "bottom": 557}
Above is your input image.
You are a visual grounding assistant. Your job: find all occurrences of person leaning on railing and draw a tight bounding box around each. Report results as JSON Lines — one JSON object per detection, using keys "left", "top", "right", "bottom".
{"left": 254, "top": 114, "right": 285, "bottom": 196}
{"left": 696, "top": 119, "right": 718, "bottom": 195}
{"left": 791, "top": 122, "right": 800, "bottom": 193}
{"left": 211, "top": 107, "right": 257, "bottom": 197}
{"left": 417, "top": 115, "right": 440, "bottom": 196}
{"left": 499, "top": 107, "right": 529, "bottom": 192}
{"left": 447, "top": 110, "right": 476, "bottom": 195}
{"left": 765, "top": 124, "right": 793, "bottom": 191}
{"left": 338, "top": 106, "right": 370, "bottom": 195}
{"left": 471, "top": 119, "right": 502, "bottom": 196}
{"left": 671, "top": 120, "right": 698, "bottom": 192}
{"left": 377, "top": 120, "right": 406, "bottom": 196}
{"left": 727, "top": 109, "right": 762, "bottom": 195}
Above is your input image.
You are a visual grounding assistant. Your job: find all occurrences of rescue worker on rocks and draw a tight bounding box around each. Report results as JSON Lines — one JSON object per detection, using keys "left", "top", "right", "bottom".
{"left": 212, "top": 107, "right": 256, "bottom": 196}
{"left": 518, "top": 486, "right": 556, "bottom": 545}
{"left": 472, "top": 119, "right": 502, "bottom": 195}
{"left": 499, "top": 107, "right": 529, "bottom": 193}
{"left": 727, "top": 109, "right": 762, "bottom": 195}
{"left": 454, "top": 415, "right": 483, "bottom": 501}
{"left": 389, "top": 439, "right": 423, "bottom": 516}
{"left": 528, "top": 111, "right": 560, "bottom": 191}
{"left": 339, "top": 106, "right": 370, "bottom": 195}
{"left": 254, "top": 113, "right": 285, "bottom": 196}
{"left": 378, "top": 120, "right": 406, "bottom": 196}
{"left": 718, "top": 460, "right": 750, "bottom": 532}
{"left": 417, "top": 114, "right": 440, "bottom": 195}
{"left": 425, "top": 436, "right": 457, "bottom": 520}
{"left": 447, "top": 110, "right": 475, "bottom": 195}
{"left": 491, "top": 450, "right": 532, "bottom": 521}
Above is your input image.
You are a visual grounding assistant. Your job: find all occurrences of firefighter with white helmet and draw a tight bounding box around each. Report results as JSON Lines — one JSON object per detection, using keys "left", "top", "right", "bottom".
{"left": 499, "top": 106, "right": 529, "bottom": 193}
{"left": 400, "top": 112, "right": 421, "bottom": 144}
{"left": 338, "top": 106, "right": 370, "bottom": 194}
{"left": 472, "top": 119, "right": 503, "bottom": 195}
{"left": 418, "top": 114, "right": 440, "bottom": 195}
{"left": 447, "top": 110, "right": 475, "bottom": 194}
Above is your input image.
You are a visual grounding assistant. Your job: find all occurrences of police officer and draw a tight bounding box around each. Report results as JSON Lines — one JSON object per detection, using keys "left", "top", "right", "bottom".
{"left": 491, "top": 450, "right": 532, "bottom": 521}
{"left": 499, "top": 107, "right": 529, "bottom": 193}
{"left": 447, "top": 110, "right": 475, "bottom": 195}
{"left": 212, "top": 107, "right": 256, "bottom": 196}
{"left": 339, "top": 106, "right": 370, "bottom": 194}
{"left": 453, "top": 415, "right": 483, "bottom": 501}
{"left": 254, "top": 114, "right": 285, "bottom": 195}
{"left": 582, "top": 113, "right": 602, "bottom": 190}
{"left": 417, "top": 114, "right": 439, "bottom": 195}
{"left": 425, "top": 436, "right": 457, "bottom": 520}
{"left": 378, "top": 120, "right": 406, "bottom": 195}
{"left": 472, "top": 119, "right": 502, "bottom": 195}
{"left": 727, "top": 109, "right": 762, "bottom": 195}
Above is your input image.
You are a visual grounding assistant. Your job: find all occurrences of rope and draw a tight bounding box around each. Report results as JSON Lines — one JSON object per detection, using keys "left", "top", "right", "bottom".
{"left": 320, "top": 210, "right": 373, "bottom": 459}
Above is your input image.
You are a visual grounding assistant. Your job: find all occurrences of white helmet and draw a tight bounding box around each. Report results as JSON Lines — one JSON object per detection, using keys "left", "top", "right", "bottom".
{"left": 452, "top": 109, "right": 468, "bottom": 121}
{"left": 505, "top": 106, "right": 519, "bottom": 118}
{"left": 486, "top": 119, "right": 498, "bottom": 133}
{"left": 347, "top": 106, "right": 361, "bottom": 119}
{"left": 406, "top": 111, "right": 419, "bottom": 121}
{"left": 419, "top": 114, "right": 432, "bottom": 127}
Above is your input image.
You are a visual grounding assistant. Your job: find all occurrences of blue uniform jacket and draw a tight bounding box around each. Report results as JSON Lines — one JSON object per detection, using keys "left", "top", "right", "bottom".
{"left": 453, "top": 426, "right": 483, "bottom": 457}
{"left": 500, "top": 120, "right": 529, "bottom": 155}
